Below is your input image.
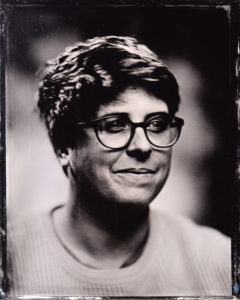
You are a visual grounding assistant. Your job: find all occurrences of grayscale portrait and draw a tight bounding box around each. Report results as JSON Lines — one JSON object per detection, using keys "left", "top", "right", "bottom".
{"left": 4, "top": 3, "right": 236, "bottom": 297}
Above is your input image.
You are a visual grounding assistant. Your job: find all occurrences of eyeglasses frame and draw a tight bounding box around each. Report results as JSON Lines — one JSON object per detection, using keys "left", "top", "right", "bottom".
{"left": 77, "top": 113, "right": 184, "bottom": 150}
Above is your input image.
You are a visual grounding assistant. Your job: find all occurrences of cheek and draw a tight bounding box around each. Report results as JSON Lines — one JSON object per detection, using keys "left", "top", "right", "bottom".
{"left": 91, "top": 152, "right": 122, "bottom": 183}
{"left": 162, "top": 150, "right": 172, "bottom": 168}
{"left": 159, "top": 150, "right": 172, "bottom": 174}
{"left": 151, "top": 150, "right": 172, "bottom": 182}
{"left": 72, "top": 139, "right": 121, "bottom": 183}
{"left": 74, "top": 150, "right": 122, "bottom": 199}
{"left": 156, "top": 147, "right": 172, "bottom": 163}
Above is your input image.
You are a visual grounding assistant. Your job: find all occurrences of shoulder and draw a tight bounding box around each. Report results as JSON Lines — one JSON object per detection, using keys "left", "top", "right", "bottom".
{"left": 8, "top": 205, "right": 63, "bottom": 253}
{"left": 8, "top": 208, "right": 51, "bottom": 240}
{"left": 8, "top": 206, "right": 65, "bottom": 295}
{"left": 149, "top": 209, "right": 231, "bottom": 293}
{"left": 151, "top": 209, "right": 230, "bottom": 249}
{"left": 144, "top": 209, "right": 232, "bottom": 295}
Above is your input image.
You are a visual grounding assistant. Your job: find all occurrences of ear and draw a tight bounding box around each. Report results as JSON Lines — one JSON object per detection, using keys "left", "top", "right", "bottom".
{"left": 57, "top": 148, "right": 70, "bottom": 167}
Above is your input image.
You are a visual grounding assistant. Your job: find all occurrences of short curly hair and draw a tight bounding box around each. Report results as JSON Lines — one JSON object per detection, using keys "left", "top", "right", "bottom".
{"left": 37, "top": 35, "right": 180, "bottom": 152}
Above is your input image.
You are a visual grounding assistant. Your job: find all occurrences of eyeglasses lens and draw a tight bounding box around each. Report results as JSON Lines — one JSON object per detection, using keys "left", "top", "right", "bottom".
{"left": 97, "top": 116, "right": 179, "bottom": 149}
{"left": 145, "top": 117, "right": 179, "bottom": 147}
{"left": 146, "top": 126, "right": 179, "bottom": 147}
{"left": 97, "top": 117, "right": 131, "bottom": 149}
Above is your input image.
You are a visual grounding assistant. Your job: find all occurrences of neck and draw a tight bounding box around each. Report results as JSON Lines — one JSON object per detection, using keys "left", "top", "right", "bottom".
{"left": 53, "top": 182, "right": 150, "bottom": 269}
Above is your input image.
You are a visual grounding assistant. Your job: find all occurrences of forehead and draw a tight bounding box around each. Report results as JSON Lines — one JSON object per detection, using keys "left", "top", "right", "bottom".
{"left": 97, "top": 87, "right": 169, "bottom": 121}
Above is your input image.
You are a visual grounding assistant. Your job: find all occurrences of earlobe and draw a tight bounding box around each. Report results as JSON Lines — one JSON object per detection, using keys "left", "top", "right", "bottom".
{"left": 58, "top": 149, "right": 70, "bottom": 167}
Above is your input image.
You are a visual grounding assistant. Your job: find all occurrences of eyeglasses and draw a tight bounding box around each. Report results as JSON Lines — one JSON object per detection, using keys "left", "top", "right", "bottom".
{"left": 77, "top": 112, "right": 184, "bottom": 150}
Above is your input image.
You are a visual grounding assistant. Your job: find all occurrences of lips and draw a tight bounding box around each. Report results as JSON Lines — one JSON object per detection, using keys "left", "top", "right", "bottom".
{"left": 115, "top": 168, "right": 156, "bottom": 174}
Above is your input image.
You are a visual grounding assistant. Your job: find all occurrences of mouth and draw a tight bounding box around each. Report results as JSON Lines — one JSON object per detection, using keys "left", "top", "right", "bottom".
{"left": 115, "top": 168, "right": 156, "bottom": 175}
{"left": 112, "top": 168, "right": 158, "bottom": 187}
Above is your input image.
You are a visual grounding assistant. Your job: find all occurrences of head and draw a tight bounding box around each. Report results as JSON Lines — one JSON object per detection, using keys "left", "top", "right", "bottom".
{"left": 37, "top": 36, "right": 181, "bottom": 207}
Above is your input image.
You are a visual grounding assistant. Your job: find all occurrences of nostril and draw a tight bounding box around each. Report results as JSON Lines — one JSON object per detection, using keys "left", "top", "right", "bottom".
{"left": 126, "top": 149, "right": 151, "bottom": 162}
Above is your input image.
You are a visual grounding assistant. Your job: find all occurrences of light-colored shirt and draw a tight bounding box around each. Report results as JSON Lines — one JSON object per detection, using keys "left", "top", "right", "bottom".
{"left": 8, "top": 207, "right": 231, "bottom": 296}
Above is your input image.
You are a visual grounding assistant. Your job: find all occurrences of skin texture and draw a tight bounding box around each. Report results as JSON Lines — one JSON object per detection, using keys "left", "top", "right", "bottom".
{"left": 54, "top": 87, "right": 172, "bottom": 269}
{"left": 65, "top": 87, "right": 172, "bottom": 206}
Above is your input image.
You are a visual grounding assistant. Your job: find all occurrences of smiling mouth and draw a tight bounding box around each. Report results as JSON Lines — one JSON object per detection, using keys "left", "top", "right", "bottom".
{"left": 115, "top": 168, "right": 156, "bottom": 174}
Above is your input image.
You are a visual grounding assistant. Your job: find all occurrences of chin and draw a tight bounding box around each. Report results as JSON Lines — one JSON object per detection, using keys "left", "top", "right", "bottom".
{"left": 103, "top": 175, "right": 167, "bottom": 206}
{"left": 106, "top": 170, "right": 169, "bottom": 206}
{"left": 107, "top": 186, "right": 158, "bottom": 207}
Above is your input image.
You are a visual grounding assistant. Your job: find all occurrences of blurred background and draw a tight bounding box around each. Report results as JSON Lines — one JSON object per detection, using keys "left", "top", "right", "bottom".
{"left": 5, "top": 4, "right": 237, "bottom": 237}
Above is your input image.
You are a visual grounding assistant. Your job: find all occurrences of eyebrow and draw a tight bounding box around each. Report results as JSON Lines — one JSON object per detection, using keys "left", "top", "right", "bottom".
{"left": 97, "top": 112, "right": 170, "bottom": 121}
{"left": 97, "top": 112, "right": 128, "bottom": 118}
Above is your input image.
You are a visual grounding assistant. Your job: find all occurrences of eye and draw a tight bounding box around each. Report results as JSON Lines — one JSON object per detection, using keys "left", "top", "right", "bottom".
{"left": 146, "top": 117, "right": 169, "bottom": 133}
{"left": 99, "top": 117, "right": 129, "bottom": 133}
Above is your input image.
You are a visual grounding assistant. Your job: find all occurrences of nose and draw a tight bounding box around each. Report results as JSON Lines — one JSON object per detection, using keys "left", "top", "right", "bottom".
{"left": 126, "top": 127, "right": 152, "bottom": 160}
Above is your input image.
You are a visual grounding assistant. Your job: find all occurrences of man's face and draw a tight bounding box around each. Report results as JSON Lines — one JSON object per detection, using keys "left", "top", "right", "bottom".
{"left": 65, "top": 87, "right": 172, "bottom": 206}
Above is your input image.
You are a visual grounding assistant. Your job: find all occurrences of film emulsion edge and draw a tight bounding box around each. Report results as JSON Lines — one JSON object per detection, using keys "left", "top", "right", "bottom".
{"left": 2, "top": 1, "right": 240, "bottom": 299}
{"left": 232, "top": 1, "right": 240, "bottom": 298}
{"left": 0, "top": 1, "right": 7, "bottom": 299}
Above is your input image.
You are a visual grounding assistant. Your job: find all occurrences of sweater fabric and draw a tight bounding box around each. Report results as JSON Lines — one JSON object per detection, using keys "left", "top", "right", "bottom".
{"left": 8, "top": 207, "right": 231, "bottom": 297}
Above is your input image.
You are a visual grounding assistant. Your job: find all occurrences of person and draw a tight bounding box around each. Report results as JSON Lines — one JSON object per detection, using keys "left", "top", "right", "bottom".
{"left": 8, "top": 35, "right": 231, "bottom": 296}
